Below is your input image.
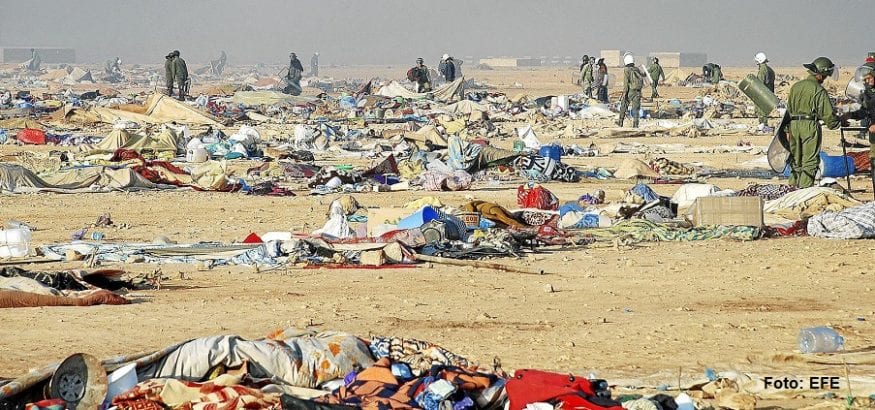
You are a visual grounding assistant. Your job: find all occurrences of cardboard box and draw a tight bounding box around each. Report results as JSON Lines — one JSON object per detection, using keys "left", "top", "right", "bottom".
{"left": 688, "top": 196, "right": 763, "bottom": 227}
{"left": 366, "top": 208, "right": 410, "bottom": 236}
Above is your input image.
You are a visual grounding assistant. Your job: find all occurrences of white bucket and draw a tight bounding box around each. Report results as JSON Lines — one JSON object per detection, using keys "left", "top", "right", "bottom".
{"left": 186, "top": 147, "right": 208, "bottom": 163}
{"left": 104, "top": 363, "right": 137, "bottom": 404}
{"left": 0, "top": 228, "right": 31, "bottom": 258}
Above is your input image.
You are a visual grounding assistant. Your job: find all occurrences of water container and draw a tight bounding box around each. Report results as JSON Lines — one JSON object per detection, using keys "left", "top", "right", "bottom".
{"left": 104, "top": 363, "right": 137, "bottom": 405}
{"left": 539, "top": 144, "right": 562, "bottom": 162}
{"left": 782, "top": 152, "right": 856, "bottom": 178}
{"left": 0, "top": 227, "right": 31, "bottom": 258}
{"left": 798, "top": 326, "right": 844, "bottom": 353}
{"left": 820, "top": 152, "right": 856, "bottom": 177}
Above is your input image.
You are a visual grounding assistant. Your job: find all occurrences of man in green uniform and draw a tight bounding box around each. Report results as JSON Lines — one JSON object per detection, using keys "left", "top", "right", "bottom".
{"left": 647, "top": 57, "right": 665, "bottom": 99}
{"left": 841, "top": 62, "right": 875, "bottom": 192}
{"left": 580, "top": 55, "right": 593, "bottom": 98}
{"left": 172, "top": 50, "right": 189, "bottom": 100}
{"left": 785, "top": 57, "right": 845, "bottom": 188}
{"left": 164, "top": 52, "right": 176, "bottom": 96}
{"left": 755, "top": 52, "right": 776, "bottom": 129}
{"left": 617, "top": 54, "right": 644, "bottom": 128}
{"left": 711, "top": 64, "right": 723, "bottom": 84}
{"left": 409, "top": 58, "right": 431, "bottom": 93}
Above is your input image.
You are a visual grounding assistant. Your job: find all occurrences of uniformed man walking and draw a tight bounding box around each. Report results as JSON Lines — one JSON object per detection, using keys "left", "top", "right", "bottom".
{"left": 755, "top": 52, "right": 776, "bottom": 129}
{"left": 617, "top": 54, "right": 644, "bottom": 128}
{"left": 580, "top": 54, "right": 593, "bottom": 98}
{"left": 785, "top": 57, "right": 844, "bottom": 188}
{"left": 172, "top": 50, "right": 189, "bottom": 100}
{"left": 647, "top": 57, "right": 665, "bottom": 99}
{"left": 841, "top": 61, "right": 875, "bottom": 192}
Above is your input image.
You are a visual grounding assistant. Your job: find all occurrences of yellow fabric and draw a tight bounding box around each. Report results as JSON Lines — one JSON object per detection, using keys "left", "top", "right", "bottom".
{"left": 403, "top": 197, "right": 444, "bottom": 209}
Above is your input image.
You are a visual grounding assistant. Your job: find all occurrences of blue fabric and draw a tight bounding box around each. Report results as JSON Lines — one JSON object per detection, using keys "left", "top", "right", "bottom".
{"left": 559, "top": 202, "right": 586, "bottom": 217}
{"left": 631, "top": 183, "right": 659, "bottom": 202}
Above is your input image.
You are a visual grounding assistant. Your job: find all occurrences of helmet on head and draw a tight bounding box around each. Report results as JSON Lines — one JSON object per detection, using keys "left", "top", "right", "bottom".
{"left": 803, "top": 56, "right": 835, "bottom": 76}
{"left": 754, "top": 52, "right": 767, "bottom": 64}
{"left": 582, "top": 54, "right": 589, "bottom": 60}
{"left": 652, "top": 57, "right": 659, "bottom": 64}
{"left": 442, "top": 53, "right": 449, "bottom": 60}
{"left": 172, "top": 50, "right": 180, "bottom": 57}
{"left": 623, "top": 54, "right": 634, "bottom": 65}
{"left": 416, "top": 57, "right": 424, "bottom": 64}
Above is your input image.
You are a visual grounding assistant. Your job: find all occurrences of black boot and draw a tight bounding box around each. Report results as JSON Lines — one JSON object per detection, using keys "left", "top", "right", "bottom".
{"left": 870, "top": 166, "right": 875, "bottom": 198}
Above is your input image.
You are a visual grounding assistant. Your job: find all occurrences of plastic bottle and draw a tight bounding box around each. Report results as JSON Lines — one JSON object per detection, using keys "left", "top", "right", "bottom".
{"left": 798, "top": 327, "right": 844, "bottom": 353}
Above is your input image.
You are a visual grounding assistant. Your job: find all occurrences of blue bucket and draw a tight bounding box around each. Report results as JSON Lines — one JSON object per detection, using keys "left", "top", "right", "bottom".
{"left": 539, "top": 145, "right": 562, "bottom": 162}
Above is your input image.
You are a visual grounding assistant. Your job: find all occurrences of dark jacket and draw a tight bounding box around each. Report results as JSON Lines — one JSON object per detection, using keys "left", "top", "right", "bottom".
{"left": 289, "top": 57, "right": 304, "bottom": 72}
{"left": 439, "top": 59, "right": 456, "bottom": 82}
{"left": 173, "top": 57, "right": 189, "bottom": 83}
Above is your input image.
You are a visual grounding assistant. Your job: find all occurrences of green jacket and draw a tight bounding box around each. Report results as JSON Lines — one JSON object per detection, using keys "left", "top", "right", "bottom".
{"left": 173, "top": 57, "right": 189, "bottom": 82}
{"left": 787, "top": 75, "right": 840, "bottom": 136}
{"left": 623, "top": 64, "right": 643, "bottom": 96}
{"left": 711, "top": 66, "right": 722, "bottom": 83}
{"left": 581, "top": 64, "right": 593, "bottom": 83}
{"left": 164, "top": 57, "right": 175, "bottom": 83}
{"left": 757, "top": 63, "right": 775, "bottom": 91}
{"left": 647, "top": 63, "right": 664, "bottom": 83}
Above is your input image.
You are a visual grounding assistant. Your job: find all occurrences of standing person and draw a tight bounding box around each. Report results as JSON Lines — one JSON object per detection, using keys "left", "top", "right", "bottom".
{"left": 841, "top": 62, "right": 875, "bottom": 192}
{"left": 310, "top": 52, "right": 319, "bottom": 77}
{"left": 647, "top": 57, "right": 665, "bottom": 99}
{"left": 172, "top": 50, "right": 189, "bottom": 100}
{"left": 784, "top": 57, "right": 844, "bottom": 188}
{"left": 438, "top": 54, "right": 456, "bottom": 82}
{"left": 408, "top": 58, "right": 431, "bottom": 93}
{"left": 580, "top": 54, "right": 593, "bottom": 98}
{"left": 754, "top": 52, "right": 776, "bottom": 129}
{"left": 26, "top": 49, "right": 41, "bottom": 72}
{"left": 595, "top": 58, "right": 609, "bottom": 103}
{"left": 711, "top": 63, "right": 723, "bottom": 84}
{"left": 285, "top": 52, "right": 304, "bottom": 95}
{"left": 210, "top": 51, "right": 227, "bottom": 76}
{"left": 617, "top": 54, "right": 644, "bottom": 128}
{"left": 164, "top": 52, "right": 176, "bottom": 96}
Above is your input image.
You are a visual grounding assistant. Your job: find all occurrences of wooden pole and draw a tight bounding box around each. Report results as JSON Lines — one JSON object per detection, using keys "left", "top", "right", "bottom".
{"left": 414, "top": 253, "right": 545, "bottom": 275}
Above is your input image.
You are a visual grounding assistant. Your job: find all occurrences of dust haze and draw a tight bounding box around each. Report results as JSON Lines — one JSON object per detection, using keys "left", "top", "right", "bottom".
{"left": 0, "top": 0, "right": 870, "bottom": 66}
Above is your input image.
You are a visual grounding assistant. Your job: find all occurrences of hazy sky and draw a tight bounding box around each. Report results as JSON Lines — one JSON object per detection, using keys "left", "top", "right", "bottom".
{"left": 1, "top": 0, "right": 870, "bottom": 66}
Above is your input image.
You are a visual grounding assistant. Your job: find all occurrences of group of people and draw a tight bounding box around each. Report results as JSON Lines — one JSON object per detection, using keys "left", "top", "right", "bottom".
{"left": 579, "top": 55, "right": 609, "bottom": 103}
{"left": 406, "top": 54, "right": 462, "bottom": 93}
{"left": 163, "top": 50, "right": 189, "bottom": 100}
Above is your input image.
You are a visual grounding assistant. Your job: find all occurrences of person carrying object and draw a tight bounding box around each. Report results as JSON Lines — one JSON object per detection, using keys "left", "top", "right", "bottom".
{"left": 755, "top": 52, "right": 776, "bottom": 129}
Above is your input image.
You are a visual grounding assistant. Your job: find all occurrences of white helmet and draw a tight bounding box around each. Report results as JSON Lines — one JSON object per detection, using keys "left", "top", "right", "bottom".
{"left": 754, "top": 52, "right": 767, "bottom": 64}
{"left": 623, "top": 54, "right": 634, "bottom": 65}
{"left": 442, "top": 53, "right": 450, "bottom": 60}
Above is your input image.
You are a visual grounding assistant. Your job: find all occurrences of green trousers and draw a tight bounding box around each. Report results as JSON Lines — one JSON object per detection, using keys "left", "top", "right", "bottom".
{"left": 788, "top": 121, "right": 822, "bottom": 188}
{"left": 650, "top": 84, "right": 659, "bottom": 98}
{"left": 618, "top": 92, "right": 641, "bottom": 127}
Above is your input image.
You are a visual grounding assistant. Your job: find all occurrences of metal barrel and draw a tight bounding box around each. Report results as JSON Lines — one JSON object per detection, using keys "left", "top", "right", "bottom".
{"left": 738, "top": 74, "right": 780, "bottom": 115}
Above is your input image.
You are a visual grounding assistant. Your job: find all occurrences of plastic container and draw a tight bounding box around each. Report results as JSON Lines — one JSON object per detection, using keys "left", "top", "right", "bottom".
{"left": 782, "top": 152, "right": 856, "bottom": 178}
{"left": 799, "top": 326, "right": 844, "bottom": 353}
{"left": 0, "top": 227, "right": 31, "bottom": 258}
{"left": 397, "top": 206, "right": 440, "bottom": 229}
{"left": 539, "top": 144, "right": 563, "bottom": 162}
{"left": 104, "top": 363, "right": 137, "bottom": 405}
{"left": 738, "top": 74, "right": 779, "bottom": 115}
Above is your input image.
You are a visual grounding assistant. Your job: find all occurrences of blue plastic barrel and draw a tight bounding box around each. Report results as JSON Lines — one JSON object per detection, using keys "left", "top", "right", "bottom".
{"left": 539, "top": 145, "right": 562, "bottom": 162}
{"left": 782, "top": 152, "right": 856, "bottom": 178}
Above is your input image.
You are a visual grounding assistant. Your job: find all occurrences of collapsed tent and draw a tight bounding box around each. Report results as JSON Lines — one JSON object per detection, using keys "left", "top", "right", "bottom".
{"left": 0, "top": 163, "right": 170, "bottom": 193}
{"left": 231, "top": 91, "right": 320, "bottom": 106}
{"left": 377, "top": 77, "right": 465, "bottom": 101}
{"left": 64, "top": 94, "right": 221, "bottom": 126}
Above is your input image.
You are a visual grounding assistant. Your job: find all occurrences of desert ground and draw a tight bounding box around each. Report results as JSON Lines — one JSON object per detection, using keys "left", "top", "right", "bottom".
{"left": 2, "top": 64, "right": 874, "bottom": 408}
